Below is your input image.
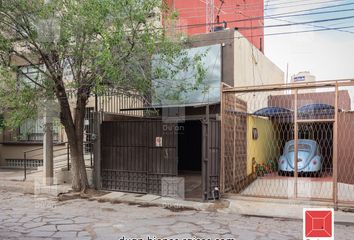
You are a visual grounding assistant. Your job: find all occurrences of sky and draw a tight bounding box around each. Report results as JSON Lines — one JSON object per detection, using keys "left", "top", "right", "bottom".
{"left": 264, "top": 0, "right": 354, "bottom": 81}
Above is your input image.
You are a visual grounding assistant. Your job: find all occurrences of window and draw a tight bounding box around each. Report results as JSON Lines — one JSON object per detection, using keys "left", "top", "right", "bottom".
{"left": 18, "top": 118, "right": 60, "bottom": 142}
{"left": 18, "top": 65, "right": 46, "bottom": 88}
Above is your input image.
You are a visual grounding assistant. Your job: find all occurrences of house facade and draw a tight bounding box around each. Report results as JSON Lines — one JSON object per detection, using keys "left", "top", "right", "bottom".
{"left": 98, "top": 28, "right": 284, "bottom": 200}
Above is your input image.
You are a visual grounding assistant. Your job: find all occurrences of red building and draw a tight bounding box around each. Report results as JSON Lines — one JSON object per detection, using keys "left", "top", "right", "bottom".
{"left": 164, "top": 0, "right": 264, "bottom": 52}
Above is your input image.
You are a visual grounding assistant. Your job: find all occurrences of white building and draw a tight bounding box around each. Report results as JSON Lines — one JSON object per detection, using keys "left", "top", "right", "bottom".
{"left": 291, "top": 71, "right": 316, "bottom": 93}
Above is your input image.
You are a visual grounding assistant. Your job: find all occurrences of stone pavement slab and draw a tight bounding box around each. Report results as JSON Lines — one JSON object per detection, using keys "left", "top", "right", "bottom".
{"left": 1, "top": 189, "right": 354, "bottom": 239}
{"left": 95, "top": 191, "right": 214, "bottom": 211}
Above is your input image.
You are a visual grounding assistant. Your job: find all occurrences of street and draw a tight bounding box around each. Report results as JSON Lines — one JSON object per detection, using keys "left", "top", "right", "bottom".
{"left": 0, "top": 190, "right": 354, "bottom": 240}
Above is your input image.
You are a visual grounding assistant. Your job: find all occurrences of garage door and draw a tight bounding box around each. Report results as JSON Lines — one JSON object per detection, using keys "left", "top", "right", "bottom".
{"left": 101, "top": 120, "right": 178, "bottom": 194}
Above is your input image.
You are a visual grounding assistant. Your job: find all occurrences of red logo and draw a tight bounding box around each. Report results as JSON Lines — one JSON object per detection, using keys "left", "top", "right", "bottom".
{"left": 303, "top": 208, "right": 334, "bottom": 240}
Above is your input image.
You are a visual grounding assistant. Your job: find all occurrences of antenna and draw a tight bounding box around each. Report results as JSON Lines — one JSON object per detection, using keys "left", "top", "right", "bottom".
{"left": 206, "top": 0, "right": 215, "bottom": 32}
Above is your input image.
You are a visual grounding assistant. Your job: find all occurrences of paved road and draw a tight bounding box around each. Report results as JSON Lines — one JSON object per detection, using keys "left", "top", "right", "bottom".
{"left": 0, "top": 190, "right": 353, "bottom": 240}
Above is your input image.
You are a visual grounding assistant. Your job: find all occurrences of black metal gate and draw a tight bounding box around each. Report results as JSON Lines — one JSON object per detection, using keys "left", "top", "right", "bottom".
{"left": 101, "top": 120, "right": 178, "bottom": 194}
{"left": 203, "top": 119, "right": 221, "bottom": 199}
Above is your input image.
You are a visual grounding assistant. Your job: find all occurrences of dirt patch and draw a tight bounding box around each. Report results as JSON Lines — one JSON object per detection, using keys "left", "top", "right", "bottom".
{"left": 58, "top": 189, "right": 109, "bottom": 202}
{"left": 101, "top": 207, "right": 117, "bottom": 212}
{"left": 164, "top": 205, "right": 196, "bottom": 212}
{"left": 341, "top": 207, "right": 354, "bottom": 213}
{"left": 206, "top": 200, "right": 229, "bottom": 212}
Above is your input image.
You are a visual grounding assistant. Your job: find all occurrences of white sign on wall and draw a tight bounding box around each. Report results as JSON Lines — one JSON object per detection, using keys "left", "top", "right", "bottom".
{"left": 155, "top": 137, "right": 163, "bottom": 147}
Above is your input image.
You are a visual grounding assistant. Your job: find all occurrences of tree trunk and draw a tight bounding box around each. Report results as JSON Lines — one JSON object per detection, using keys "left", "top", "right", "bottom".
{"left": 72, "top": 88, "right": 90, "bottom": 192}
{"left": 54, "top": 83, "right": 90, "bottom": 192}
{"left": 68, "top": 141, "right": 82, "bottom": 191}
{"left": 69, "top": 139, "right": 88, "bottom": 192}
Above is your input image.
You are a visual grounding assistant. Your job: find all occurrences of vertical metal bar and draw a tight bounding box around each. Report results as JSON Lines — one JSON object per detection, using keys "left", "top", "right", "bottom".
{"left": 67, "top": 143, "right": 70, "bottom": 171}
{"left": 233, "top": 97, "right": 237, "bottom": 182}
{"left": 202, "top": 104, "right": 210, "bottom": 200}
{"left": 333, "top": 83, "right": 339, "bottom": 209}
{"left": 95, "top": 93, "right": 98, "bottom": 112}
{"left": 294, "top": 89, "right": 299, "bottom": 199}
{"left": 220, "top": 83, "right": 225, "bottom": 193}
{"left": 90, "top": 142, "right": 93, "bottom": 168}
{"left": 23, "top": 152, "right": 27, "bottom": 181}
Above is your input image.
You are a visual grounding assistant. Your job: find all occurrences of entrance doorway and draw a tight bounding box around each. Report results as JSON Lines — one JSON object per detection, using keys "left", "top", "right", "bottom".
{"left": 178, "top": 120, "right": 202, "bottom": 200}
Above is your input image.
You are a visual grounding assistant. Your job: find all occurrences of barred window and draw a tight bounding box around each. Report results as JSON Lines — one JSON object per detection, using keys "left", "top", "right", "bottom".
{"left": 19, "top": 118, "right": 60, "bottom": 141}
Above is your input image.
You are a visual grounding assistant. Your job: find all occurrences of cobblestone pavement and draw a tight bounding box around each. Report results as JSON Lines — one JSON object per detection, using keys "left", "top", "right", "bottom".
{"left": 0, "top": 190, "right": 354, "bottom": 240}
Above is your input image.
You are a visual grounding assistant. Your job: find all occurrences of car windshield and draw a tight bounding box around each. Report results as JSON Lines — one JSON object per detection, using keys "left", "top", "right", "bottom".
{"left": 288, "top": 143, "right": 311, "bottom": 152}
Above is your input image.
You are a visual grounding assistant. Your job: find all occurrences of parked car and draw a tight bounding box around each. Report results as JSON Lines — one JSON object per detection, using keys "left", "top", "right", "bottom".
{"left": 278, "top": 139, "right": 321, "bottom": 175}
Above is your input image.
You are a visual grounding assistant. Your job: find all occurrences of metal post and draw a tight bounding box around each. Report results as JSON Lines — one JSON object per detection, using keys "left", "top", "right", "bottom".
{"left": 23, "top": 152, "right": 27, "bottom": 181}
{"left": 67, "top": 143, "right": 70, "bottom": 171}
{"left": 294, "top": 89, "right": 299, "bottom": 199}
{"left": 220, "top": 83, "right": 225, "bottom": 193}
{"left": 90, "top": 143, "right": 93, "bottom": 168}
{"left": 202, "top": 104, "right": 210, "bottom": 201}
{"left": 333, "top": 83, "right": 339, "bottom": 209}
{"left": 93, "top": 112, "right": 102, "bottom": 189}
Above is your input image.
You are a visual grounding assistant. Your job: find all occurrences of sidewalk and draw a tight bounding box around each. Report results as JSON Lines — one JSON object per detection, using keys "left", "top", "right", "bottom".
{"left": 224, "top": 194, "right": 354, "bottom": 225}
{"left": 0, "top": 169, "right": 71, "bottom": 196}
{"left": 92, "top": 191, "right": 223, "bottom": 211}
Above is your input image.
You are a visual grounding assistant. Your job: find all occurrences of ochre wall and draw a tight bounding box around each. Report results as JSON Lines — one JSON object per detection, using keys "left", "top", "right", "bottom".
{"left": 246, "top": 116, "right": 280, "bottom": 175}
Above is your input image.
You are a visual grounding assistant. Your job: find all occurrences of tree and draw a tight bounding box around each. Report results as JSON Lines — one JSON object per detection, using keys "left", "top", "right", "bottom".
{"left": 0, "top": 0, "right": 205, "bottom": 192}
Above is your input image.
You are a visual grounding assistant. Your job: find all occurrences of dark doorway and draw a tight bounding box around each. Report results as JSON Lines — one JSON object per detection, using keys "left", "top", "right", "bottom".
{"left": 178, "top": 120, "right": 202, "bottom": 200}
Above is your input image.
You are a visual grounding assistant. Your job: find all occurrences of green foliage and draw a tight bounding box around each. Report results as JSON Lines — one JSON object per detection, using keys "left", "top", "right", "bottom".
{"left": 255, "top": 159, "right": 278, "bottom": 177}
{"left": 0, "top": 66, "right": 40, "bottom": 130}
{"left": 0, "top": 0, "right": 206, "bottom": 129}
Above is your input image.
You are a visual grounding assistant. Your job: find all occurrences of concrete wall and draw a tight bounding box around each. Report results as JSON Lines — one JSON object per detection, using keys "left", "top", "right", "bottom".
{"left": 0, "top": 143, "right": 66, "bottom": 167}
{"left": 268, "top": 90, "right": 351, "bottom": 111}
{"left": 233, "top": 31, "right": 284, "bottom": 88}
{"left": 233, "top": 31, "right": 284, "bottom": 113}
{"left": 246, "top": 116, "right": 279, "bottom": 176}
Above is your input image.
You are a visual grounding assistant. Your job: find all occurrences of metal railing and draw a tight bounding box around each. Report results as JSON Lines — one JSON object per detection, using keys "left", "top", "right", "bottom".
{"left": 2, "top": 130, "right": 60, "bottom": 143}
{"left": 23, "top": 141, "right": 94, "bottom": 181}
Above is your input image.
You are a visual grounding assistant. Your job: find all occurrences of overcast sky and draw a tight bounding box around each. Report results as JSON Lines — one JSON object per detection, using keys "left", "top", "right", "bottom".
{"left": 264, "top": 0, "right": 354, "bottom": 81}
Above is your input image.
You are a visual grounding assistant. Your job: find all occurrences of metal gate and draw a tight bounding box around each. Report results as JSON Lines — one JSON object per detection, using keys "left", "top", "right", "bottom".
{"left": 101, "top": 120, "right": 178, "bottom": 194}
{"left": 220, "top": 80, "right": 354, "bottom": 206}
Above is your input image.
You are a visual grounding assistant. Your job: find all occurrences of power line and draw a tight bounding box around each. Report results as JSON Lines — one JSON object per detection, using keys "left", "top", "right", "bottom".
{"left": 168, "top": 13, "right": 354, "bottom": 31}
{"left": 186, "top": 25, "right": 354, "bottom": 45}
{"left": 179, "top": 4, "right": 352, "bottom": 20}
{"left": 174, "top": 0, "right": 348, "bottom": 14}
{"left": 173, "top": 1, "right": 354, "bottom": 19}
{"left": 238, "top": 16, "right": 354, "bottom": 31}
{"left": 267, "top": 15, "right": 354, "bottom": 35}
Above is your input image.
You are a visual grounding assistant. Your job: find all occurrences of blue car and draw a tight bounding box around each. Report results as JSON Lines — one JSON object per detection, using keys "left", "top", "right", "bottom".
{"left": 278, "top": 139, "right": 322, "bottom": 174}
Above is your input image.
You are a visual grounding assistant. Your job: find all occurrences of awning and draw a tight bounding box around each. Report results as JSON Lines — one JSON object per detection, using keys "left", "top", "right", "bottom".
{"left": 253, "top": 106, "right": 293, "bottom": 117}
{"left": 298, "top": 103, "right": 335, "bottom": 116}
{"left": 120, "top": 101, "right": 220, "bottom": 111}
